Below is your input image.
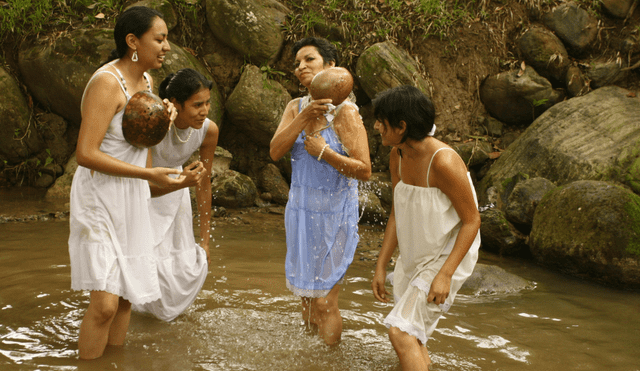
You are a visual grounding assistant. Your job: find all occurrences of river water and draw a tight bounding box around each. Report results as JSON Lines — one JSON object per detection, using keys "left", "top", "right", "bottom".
{"left": 1, "top": 196, "right": 639, "bottom": 370}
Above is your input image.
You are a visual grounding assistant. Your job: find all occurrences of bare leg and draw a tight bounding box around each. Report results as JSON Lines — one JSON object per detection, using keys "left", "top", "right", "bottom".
{"left": 308, "top": 285, "right": 342, "bottom": 345}
{"left": 107, "top": 297, "right": 131, "bottom": 346}
{"left": 78, "top": 291, "right": 121, "bottom": 360}
{"left": 389, "top": 326, "right": 431, "bottom": 370}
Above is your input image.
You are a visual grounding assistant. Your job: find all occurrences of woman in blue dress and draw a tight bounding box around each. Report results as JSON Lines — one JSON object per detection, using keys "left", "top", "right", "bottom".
{"left": 270, "top": 37, "right": 371, "bottom": 345}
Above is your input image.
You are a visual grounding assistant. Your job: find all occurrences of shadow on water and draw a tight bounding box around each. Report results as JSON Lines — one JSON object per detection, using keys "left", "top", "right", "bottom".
{"left": 1, "top": 209, "right": 640, "bottom": 370}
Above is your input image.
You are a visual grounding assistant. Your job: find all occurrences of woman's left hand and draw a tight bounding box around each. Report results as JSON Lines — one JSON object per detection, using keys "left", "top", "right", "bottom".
{"left": 304, "top": 134, "right": 328, "bottom": 159}
{"left": 427, "top": 272, "right": 451, "bottom": 306}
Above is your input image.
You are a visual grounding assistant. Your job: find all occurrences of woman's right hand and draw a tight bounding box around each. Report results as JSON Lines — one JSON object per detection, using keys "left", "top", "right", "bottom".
{"left": 180, "top": 160, "right": 206, "bottom": 187}
{"left": 299, "top": 98, "right": 333, "bottom": 122}
{"left": 146, "top": 167, "right": 183, "bottom": 188}
{"left": 372, "top": 267, "right": 391, "bottom": 303}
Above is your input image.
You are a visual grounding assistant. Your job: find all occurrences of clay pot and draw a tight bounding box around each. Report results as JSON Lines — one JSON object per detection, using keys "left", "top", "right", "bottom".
{"left": 122, "top": 91, "right": 171, "bottom": 148}
{"left": 309, "top": 67, "right": 353, "bottom": 105}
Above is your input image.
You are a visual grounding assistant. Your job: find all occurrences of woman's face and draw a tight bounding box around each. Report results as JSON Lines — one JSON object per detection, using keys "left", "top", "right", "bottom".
{"left": 135, "top": 17, "right": 171, "bottom": 69}
{"left": 374, "top": 118, "right": 405, "bottom": 147}
{"left": 294, "top": 45, "right": 335, "bottom": 88}
{"left": 173, "top": 88, "right": 211, "bottom": 130}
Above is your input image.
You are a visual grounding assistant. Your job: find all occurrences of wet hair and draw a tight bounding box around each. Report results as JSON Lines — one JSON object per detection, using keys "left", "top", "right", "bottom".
{"left": 372, "top": 85, "right": 435, "bottom": 144}
{"left": 158, "top": 68, "right": 213, "bottom": 105}
{"left": 105, "top": 6, "right": 164, "bottom": 63}
{"left": 292, "top": 37, "right": 340, "bottom": 66}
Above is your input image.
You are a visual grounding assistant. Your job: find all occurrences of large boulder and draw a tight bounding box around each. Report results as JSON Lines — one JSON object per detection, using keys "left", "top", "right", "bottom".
{"left": 479, "top": 208, "right": 528, "bottom": 257}
{"left": 257, "top": 163, "right": 289, "bottom": 206}
{"left": 358, "top": 189, "right": 388, "bottom": 225}
{"left": 211, "top": 169, "right": 259, "bottom": 208}
{"left": 530, "top": 180, "right": 640, "bottom": 288}
{"left": 0, "top": 67, "right": 43, "bottom": 164}
{"left": 461, "top": 263, "right": 534, "bottom": 295}
{"left": 517, "top": 25, "right": 570, "bottom": 82}
{"left": 542, "top": 2, "right": 598, "bottom": 55}
{"left": 479, "top": 64, "right": 564, "bottom": 126}
{"left": 18, "top": 29, "right": 223, "bottom": 127}
{"left": 600, "top": 0, "right": 635, "bottom": 18}
{"left": 18, "top": 28, "right": 114, "bottom": 126}
{"left": 478, "top": 86, "right": 640, "bottom": 204}
{"left": 355, "top": 41, "right": 432, "bottom": 100}
{"left": 205, "top": 0, "right": 289, "bottom": 65}
{"left": 45, "top": 153, "right": 78, "bottom": 200}
{"left": 504, "top": 177, "right": 557, "bottom": 227}
{"left": 225, "top": 65, "right": 291, "bottom": 146}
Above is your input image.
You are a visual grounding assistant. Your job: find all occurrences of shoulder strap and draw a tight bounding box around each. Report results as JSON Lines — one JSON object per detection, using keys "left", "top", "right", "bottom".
{"left": 427, "top": 147, "right": 456, "bottom": 187}
{"left": 80, "top": 69, "right": 127, "bottom": 108}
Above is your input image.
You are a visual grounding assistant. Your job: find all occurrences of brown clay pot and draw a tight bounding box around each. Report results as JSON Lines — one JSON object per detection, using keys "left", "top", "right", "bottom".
{"left": 309, "top": 67, "right": 353, "bottom": 105}
{"left": 122, "top": 91, "right": 171, "bottom": 148}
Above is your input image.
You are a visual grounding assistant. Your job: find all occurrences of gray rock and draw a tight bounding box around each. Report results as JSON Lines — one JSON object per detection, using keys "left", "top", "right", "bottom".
{"left": 355, "top": 41, "right": 432, "bottom": 100}
{"left": 480, "top": 65, "right": 564, "bottom": 126}
{"left": 45, "top": 153, "right": 78, "bottom": 200}
{"left": 0, "top": 67, "right": 43, "bottom": 164}
{"left": 478, "top": 86, "right": 640, "bottom": 205}
{"left": 127, "top": 0, "right": 178, "bottom": 30}
{"left": 587, "top": 60, "right": 629, "bottom": 89}
{"left": 461, "top": 263, "right": 534, "bottom": 295}
{"left": 517, "top": 25, "right": 570, "bottom": 82}
{"left": 225, "top": 65, "right": 291, "bottom": 146}
{"left": 480, "top": 208, "right": 528, "bottom": 256}
{"left": 211, "top": 169, "right": 259, "bottom": 208}
{"left": 358, "top": 188, "right": 388, "bottom": 225}
{"left": 600, "top": 0, "right": 634, "bottom": 18}
{"left": 542, "top": 2, "right": 597, "bottom": 54}
{"left": 453, "top": 140, "right": 493, "bottom": 168}
{"left": 363, "top": 172, "right": 393, "bottom": 209}
{"left": 205, "top": 0, "right": 288, "bottom": 65}
{"left": 257, "top": 163, "right": 289, "bottom": 205}
{"left": 505, "top": 177, "right": 557, "bottom": 226}
{"left": 565, "top": 64, "right": 589, "bottom": 97}
{"left": 530, "top": 180, "right": 640, "bottom": 289}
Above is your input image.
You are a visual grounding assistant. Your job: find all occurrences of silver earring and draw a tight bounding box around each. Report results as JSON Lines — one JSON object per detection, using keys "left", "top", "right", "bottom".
{"left": 132, "top": 51, "right": 138, "bottom": 62}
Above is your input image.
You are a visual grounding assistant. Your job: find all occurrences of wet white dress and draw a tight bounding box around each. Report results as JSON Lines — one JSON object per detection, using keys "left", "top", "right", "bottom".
{"left": 384, "top": 148, "right": 481, "bottom": 344}
{"left": 131, "top": 120, "right": 211, "bottom": 321}
{"left": 69, "top": 65, "right": 161, "bottom": 305}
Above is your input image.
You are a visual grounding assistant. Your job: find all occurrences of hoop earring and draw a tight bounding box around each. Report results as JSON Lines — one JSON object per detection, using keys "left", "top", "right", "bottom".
{"left": 132, "top": 50, "right": 138, "bottom": 62}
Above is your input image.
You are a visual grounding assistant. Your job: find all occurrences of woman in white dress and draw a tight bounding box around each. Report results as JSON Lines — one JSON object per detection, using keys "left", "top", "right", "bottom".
{"left": 371, "top": 85, "right": 481, "bottom": 370}
{"left": 132, "top": 68, "right": 219, "bottom": 321}
{"left": 69, "top": 7, "right": 183, "bottom": 359}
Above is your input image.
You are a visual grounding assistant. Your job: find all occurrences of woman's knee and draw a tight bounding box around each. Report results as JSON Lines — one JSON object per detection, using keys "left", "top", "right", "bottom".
{"left": 388, "top": 326, "right": 417, "bottom": 350}
{"left": 311, "top": 296, "right": 338, "bottom": 315}
{"left": 88, "top": 298, "right": 120, "bottom": 323}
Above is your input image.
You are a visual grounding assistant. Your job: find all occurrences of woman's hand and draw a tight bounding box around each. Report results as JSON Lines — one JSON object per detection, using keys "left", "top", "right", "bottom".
{"left": 299, "top": 98, "right": 333, "bottom": 122}
{"left": 163, "top": 98, "right": 178, "bottom": 124}
{"left": 372, "top": 267, "right": 391, "bottom": 303}
{"left": 427, "top": 272, "right": 451, "bottom": 306}
{"left": 147, "top": 167, "right": 183, "bottom": 188}
{"left": 180, "top": 160, "right": 206, "bottom": 187}
{"left": 303, "top": 134, "right": 328, "bottom": 159}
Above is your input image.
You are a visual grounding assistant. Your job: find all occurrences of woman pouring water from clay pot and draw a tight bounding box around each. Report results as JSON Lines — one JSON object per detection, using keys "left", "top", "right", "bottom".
{"left": 270, "top": 37, "right": 371, "bottom": 345}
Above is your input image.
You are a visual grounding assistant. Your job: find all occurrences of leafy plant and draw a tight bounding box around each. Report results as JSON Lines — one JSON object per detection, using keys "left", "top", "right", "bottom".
{"left": 532, "top": 98, "right": 549, "bottom": 107}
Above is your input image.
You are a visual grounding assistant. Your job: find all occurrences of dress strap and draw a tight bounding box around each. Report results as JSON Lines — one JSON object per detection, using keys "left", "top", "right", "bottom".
{"left": 398, "top": 155, "right": 402, "bottom": 181}
{"left": 427, "top": 147, "right": 456, "bottom": 187}
{"left": 80, "top": 69, "right": 128, "bottom": 109}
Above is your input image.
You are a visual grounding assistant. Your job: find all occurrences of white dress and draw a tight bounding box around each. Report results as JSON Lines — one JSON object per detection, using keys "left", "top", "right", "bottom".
{"left": 131, "top": 120, "right": 210, "bottom": 321}
{"left": 69, "top": 65, "right": 161, "bottom": 305}
{"left": 384, "top": 148, "right": 481, "bottom": 344}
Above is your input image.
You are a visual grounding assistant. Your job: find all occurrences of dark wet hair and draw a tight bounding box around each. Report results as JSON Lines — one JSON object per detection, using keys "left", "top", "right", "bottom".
{"left": 158, "top": 68, "right": 213, "bottom": 104}
{"left": 292, "top": 37, "right": 340, "bottom": 66}
{"left": 105, "top": 6, "right": 164, "bottom": 63}
{"left": 372, "top": 85, "right": 435, "bottom": 144}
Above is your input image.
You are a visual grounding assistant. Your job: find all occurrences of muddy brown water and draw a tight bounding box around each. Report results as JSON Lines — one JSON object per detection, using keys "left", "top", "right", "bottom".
{"left": 1, "top": 189, "right": 639, "bottom": 371}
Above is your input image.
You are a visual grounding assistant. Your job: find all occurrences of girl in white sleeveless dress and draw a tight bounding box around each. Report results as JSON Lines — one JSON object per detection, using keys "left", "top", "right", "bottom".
{"left": 371, "top": 85, "right": 481, "bottom": 370}
{"left": 69, "top": 7, "right": 183, "bottom": 360}
{"left": 131, "top": 68, "right": 219, "bottom": 321}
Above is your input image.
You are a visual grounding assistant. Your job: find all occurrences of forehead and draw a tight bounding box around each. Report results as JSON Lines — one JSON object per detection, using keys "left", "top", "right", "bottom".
{"left": 143, "top": 17, "right": 168, "bottom": 37}
{"left": 295, "top": 45, "right": 320, "bottom": 60}
{"left": 187, "top": 88, "right": 211, "bottom": 102}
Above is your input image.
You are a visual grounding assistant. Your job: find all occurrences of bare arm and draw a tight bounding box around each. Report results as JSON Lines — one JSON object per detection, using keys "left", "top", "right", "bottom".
{"left": 372, "top": 148, "right": 401, "bottom": 302}
{"left": 304, "top": 104, "right": 372, "bottom": 181}
{"left": 270, "top": 98, "right": 333, "bottom": 161}
{"left": 195, "top": 122, "right": 219, "bottom": 264}
{"left": 77, "top": 72, "right": 181, "bottom": 186}
{"left": 428, "top": 150, "right": 481, "bottom": 305}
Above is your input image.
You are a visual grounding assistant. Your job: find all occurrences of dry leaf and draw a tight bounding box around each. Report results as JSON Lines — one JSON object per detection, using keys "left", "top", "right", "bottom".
{"left": 95, "top": 13, "right": 105, "bottom": 19}
{"left": 488, "top": 152, "right": 502, "bottom": 159}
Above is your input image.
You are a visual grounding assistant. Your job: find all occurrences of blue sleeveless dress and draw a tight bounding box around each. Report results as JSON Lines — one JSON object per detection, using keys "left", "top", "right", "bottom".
{"left": 284, "top": 97, "right": 360, "bottom": 298}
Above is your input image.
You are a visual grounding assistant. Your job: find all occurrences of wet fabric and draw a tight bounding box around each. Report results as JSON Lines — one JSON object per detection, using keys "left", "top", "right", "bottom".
{"left": 69, "top": 63, "right": 160, "bottom": 305}
{"left": 284, "top": 97, "right": 360, "bottom": 298}
{"left": 131, "top": 120, "right": 210, "bottom": 321}
{"left": 384, "top": 148, "right": 480, "bottom": 344}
